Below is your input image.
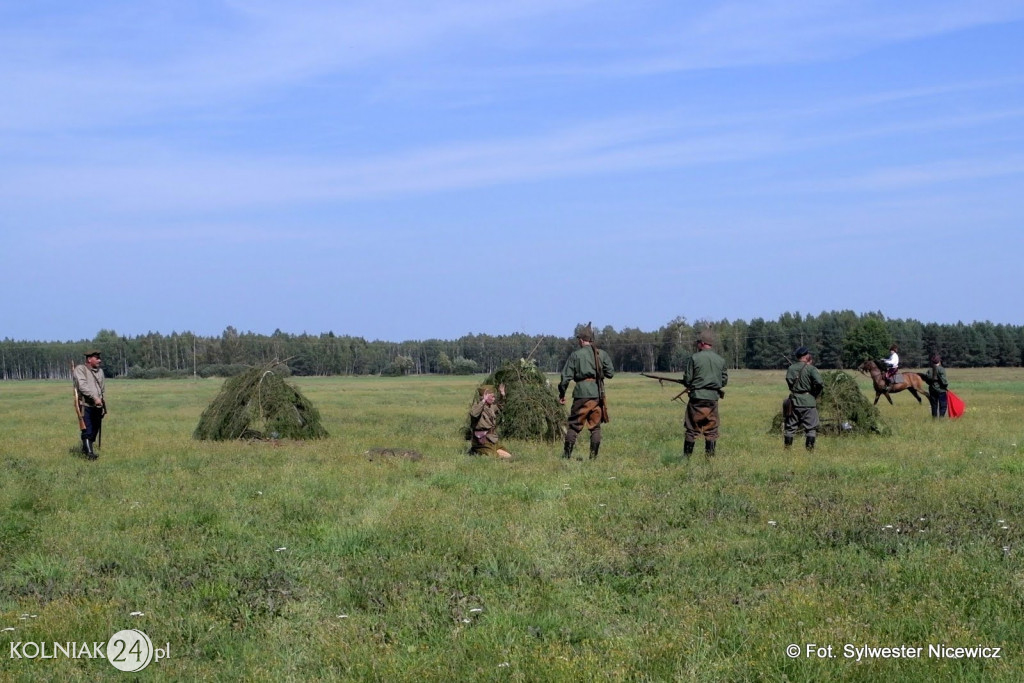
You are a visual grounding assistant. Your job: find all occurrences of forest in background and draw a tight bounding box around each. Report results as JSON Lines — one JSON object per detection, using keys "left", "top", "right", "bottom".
{"left": 3, "top": 311, "right": 1023, "bottom": 380}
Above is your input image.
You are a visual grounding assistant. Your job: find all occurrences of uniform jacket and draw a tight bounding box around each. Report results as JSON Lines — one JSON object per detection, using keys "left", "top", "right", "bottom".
{"left": 786, "top": 361, "right": 824, "bottom": 408}
{"left": 73, "top": 364, "right": 105, "bottom": 406}
{"left": 469, "top": 400, "right": 500, "bottom": 443}
{"left": 928, "top": 365, "right": 949, "bottom": 394}
{"left": 558, "top": 345, "right": 614, "bottom": 400}
{"left": 683, "top": 349, "right": 728, "bottom": 401}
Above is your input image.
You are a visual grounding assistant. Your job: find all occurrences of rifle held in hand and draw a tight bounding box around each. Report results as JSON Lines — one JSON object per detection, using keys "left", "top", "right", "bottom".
{"left": 641, "top": 373, "right": 690, "bottom": 402}
{"left": 71, "top": 361, "right": 86, "bottom": 431}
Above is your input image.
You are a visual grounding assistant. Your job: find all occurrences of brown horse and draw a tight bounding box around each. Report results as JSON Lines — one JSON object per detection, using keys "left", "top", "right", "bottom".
{"left": 859, "top": 359, "right": 927, "bottom": 405}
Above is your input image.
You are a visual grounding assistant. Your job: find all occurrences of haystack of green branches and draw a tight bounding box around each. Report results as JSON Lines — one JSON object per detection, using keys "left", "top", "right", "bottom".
{"left": 464, "top": 359, "right": 565, "bottom": 442}
{"left": 771, "top": 370, "right": 889, "bottom": 436}
{"left": 194, "top": 363, "right": 328, "bottom": 441}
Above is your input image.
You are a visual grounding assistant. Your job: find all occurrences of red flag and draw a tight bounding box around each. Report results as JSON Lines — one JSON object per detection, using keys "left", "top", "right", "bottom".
{"left": 947, "top": 389, "right": 965, "bottom": 418}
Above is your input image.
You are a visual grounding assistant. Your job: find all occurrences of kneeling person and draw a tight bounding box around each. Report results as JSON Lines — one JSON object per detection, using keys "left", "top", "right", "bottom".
{"left": 469, "top": 384, "right": 513, "bottom": 459}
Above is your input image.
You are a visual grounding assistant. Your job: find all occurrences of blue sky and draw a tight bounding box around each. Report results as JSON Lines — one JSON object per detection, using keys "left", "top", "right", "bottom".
{"left": 3, "top": 1, "right": 1023, "bottom": 342}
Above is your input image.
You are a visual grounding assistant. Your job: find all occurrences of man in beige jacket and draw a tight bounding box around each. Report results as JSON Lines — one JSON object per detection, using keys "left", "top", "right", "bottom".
{"left": 73, "top": 350, "right": 106, "bottom": 459}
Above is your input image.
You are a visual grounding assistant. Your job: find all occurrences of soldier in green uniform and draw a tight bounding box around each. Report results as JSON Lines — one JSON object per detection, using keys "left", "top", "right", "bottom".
{"left": 784, "top": 346, "right": 824, "bottom": 451}
{"left": 925, "top": 353, "right": 949, "bottom": 418}
{"left": 682, "top": 330, "right": 728, "bottom": 457}
{"left": 558, "top": 326, "right": 614, "bottom": 460}
{"left": 468, "top": 384, "right": 513, "bottom": 459}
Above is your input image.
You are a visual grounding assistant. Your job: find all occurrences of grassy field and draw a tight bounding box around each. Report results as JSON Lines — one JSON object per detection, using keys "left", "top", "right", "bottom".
{"left": 2, "top": 369, "right": 1024, "bottom": 681}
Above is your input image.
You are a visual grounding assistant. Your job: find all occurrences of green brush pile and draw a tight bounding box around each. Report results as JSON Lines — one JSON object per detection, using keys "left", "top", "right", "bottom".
{"left": 771, "top": 370, "right": 889, "bottom": 436}
{"left": 464, "top": 358, "right": 565, "bottom": 442}
{"left": 194, "top": 363, "right": 328, "bottom": 441}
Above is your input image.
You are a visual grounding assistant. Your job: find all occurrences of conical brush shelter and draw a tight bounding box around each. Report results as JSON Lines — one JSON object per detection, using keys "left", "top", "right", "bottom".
{"left": 194, "top": 362, "right": 328, "bottom": 441}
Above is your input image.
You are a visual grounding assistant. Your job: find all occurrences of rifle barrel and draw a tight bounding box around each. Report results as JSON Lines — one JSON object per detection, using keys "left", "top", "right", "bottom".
{"left": 640, "top": 373, "right": 686, "bottom": 384}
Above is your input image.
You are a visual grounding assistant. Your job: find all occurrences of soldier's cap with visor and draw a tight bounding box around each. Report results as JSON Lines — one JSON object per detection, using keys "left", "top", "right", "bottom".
{"left": 794, "top": 346, "right": 811, "bottom": 359}
{"left": 574, "top": 324, "right": 594, "bottom": 342}
{"left": 84, "top": 349, "right": 102, "bottom": 359}
{"left": 696, "top": 329, "right": 716, "bottom": 347}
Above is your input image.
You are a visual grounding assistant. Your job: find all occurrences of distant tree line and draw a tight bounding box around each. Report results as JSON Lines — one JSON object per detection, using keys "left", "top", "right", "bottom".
{"left": 2, "top": 312, "right": 1022, "bottom": 380}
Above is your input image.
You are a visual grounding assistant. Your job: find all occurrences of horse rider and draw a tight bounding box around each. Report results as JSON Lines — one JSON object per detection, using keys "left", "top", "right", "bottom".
{"left": 881, "top": 344, "right": 899, "bottom": 388}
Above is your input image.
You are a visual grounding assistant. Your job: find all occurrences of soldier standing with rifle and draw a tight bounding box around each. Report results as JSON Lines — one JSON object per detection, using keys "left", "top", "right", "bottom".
{"left": 558, "top": 324, "right": 614, "bottom": 460}
{"left": 783, "top": 346, "right": 824, "bottom": 451}
{"left": 682, "top": 330, "right": 728, "bottom": 458}
{"left": 73, "top": 350, "right": 106, "bottom": 460}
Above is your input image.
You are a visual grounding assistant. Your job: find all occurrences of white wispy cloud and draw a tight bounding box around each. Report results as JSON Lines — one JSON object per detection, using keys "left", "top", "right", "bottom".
{"left": 4, "top": 80, "right": 1023, "bottom": 214}
{"left": 4, "top": 0, "right": 1023, "bottom": 131}
{"left": 0, "top": 0, "right": 594, "bottom": 130}
{"left": 803, "top": 156, "right": 1024, "bottom": 193}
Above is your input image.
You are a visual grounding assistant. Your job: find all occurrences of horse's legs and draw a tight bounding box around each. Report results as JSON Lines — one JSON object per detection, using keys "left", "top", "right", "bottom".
{"left": 909, "top": 389, "right": 922, "bottom": 404}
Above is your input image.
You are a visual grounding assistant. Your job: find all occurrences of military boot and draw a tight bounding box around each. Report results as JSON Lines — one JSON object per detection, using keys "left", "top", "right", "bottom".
{"left": 705, "top": 440, "right": 717, "bottom": 458}
{"left": 805, "top": 436, "right": 816, "bottom": 452}
{"left": 82, "top": 438, "right": 97, "bottom": 460}
{"left": 683, "top": 440, "right": 695, "bottom": 458}
{"left": 562, "top": 441, "right": 575, "bottom": 459}
{"left": 589, "top": 442, "right": 600, "bottom": 460}
{"left": 784, "top": 436, "right": 794, "bottom": 449}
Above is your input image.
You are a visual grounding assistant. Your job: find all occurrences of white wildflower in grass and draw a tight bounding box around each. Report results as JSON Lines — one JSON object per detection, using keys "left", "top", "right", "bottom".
{"left": 1002, "top": 526, "right": 1010, "bottom": 530}
{"left": 498, "top": 662, "right": 510, "bottom": 668}
{"left": 599, "top": 504, "right": 606, "bottom": 508}
{"left": 1003, "top": 546, "right": 1011, "bottom": 555}
{"left": 275, "top": 547, "right": 287, "bottom": 552}
{"left": 768, "top": 521, "right": 778, "bottom": 527}
{"left": 998, "top": 519, "right": 1006, "bottom": 524}
{"left": 469, "top": 608, "right": 483, "bottom": 613}
{"left": 337, "top": 614, "right": 349, "bottom": 619}
{"left": 462, "top": 618, "right": 471, "bottom": 624}
{"left": 1, "top": 627, "right": 14, "bottom": 632}
{"left": 130, "top": 611, "right": 145, "bottom": 617}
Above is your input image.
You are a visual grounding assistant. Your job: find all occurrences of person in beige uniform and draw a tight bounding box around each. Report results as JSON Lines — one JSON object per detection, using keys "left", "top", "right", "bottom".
{"left": 468, "top": 384, "right": 513, "bottom": 459}
{"left": 73, "top": 350, "right": 106, "bottom": 459}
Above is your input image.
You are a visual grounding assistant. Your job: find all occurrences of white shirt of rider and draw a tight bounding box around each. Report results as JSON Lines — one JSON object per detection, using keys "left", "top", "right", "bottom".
{"left": 884, "top": 351, "right": 899, "bottom": 368}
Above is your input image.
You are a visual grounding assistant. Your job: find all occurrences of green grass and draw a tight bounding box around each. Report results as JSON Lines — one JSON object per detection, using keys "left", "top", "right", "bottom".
{"left": 2, "top": 370, "right": 1024, "bottom": 681}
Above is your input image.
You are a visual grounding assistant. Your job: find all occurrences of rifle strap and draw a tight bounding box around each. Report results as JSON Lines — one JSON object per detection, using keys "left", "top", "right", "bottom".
{"left": 591, "top": 344, "right": 604, "bottom": 384}
{"left": 788, "top": 362, "right": 808, "bottom": 396}
{"left": 591, "top": 344, "right": 609, "bottom": 423}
